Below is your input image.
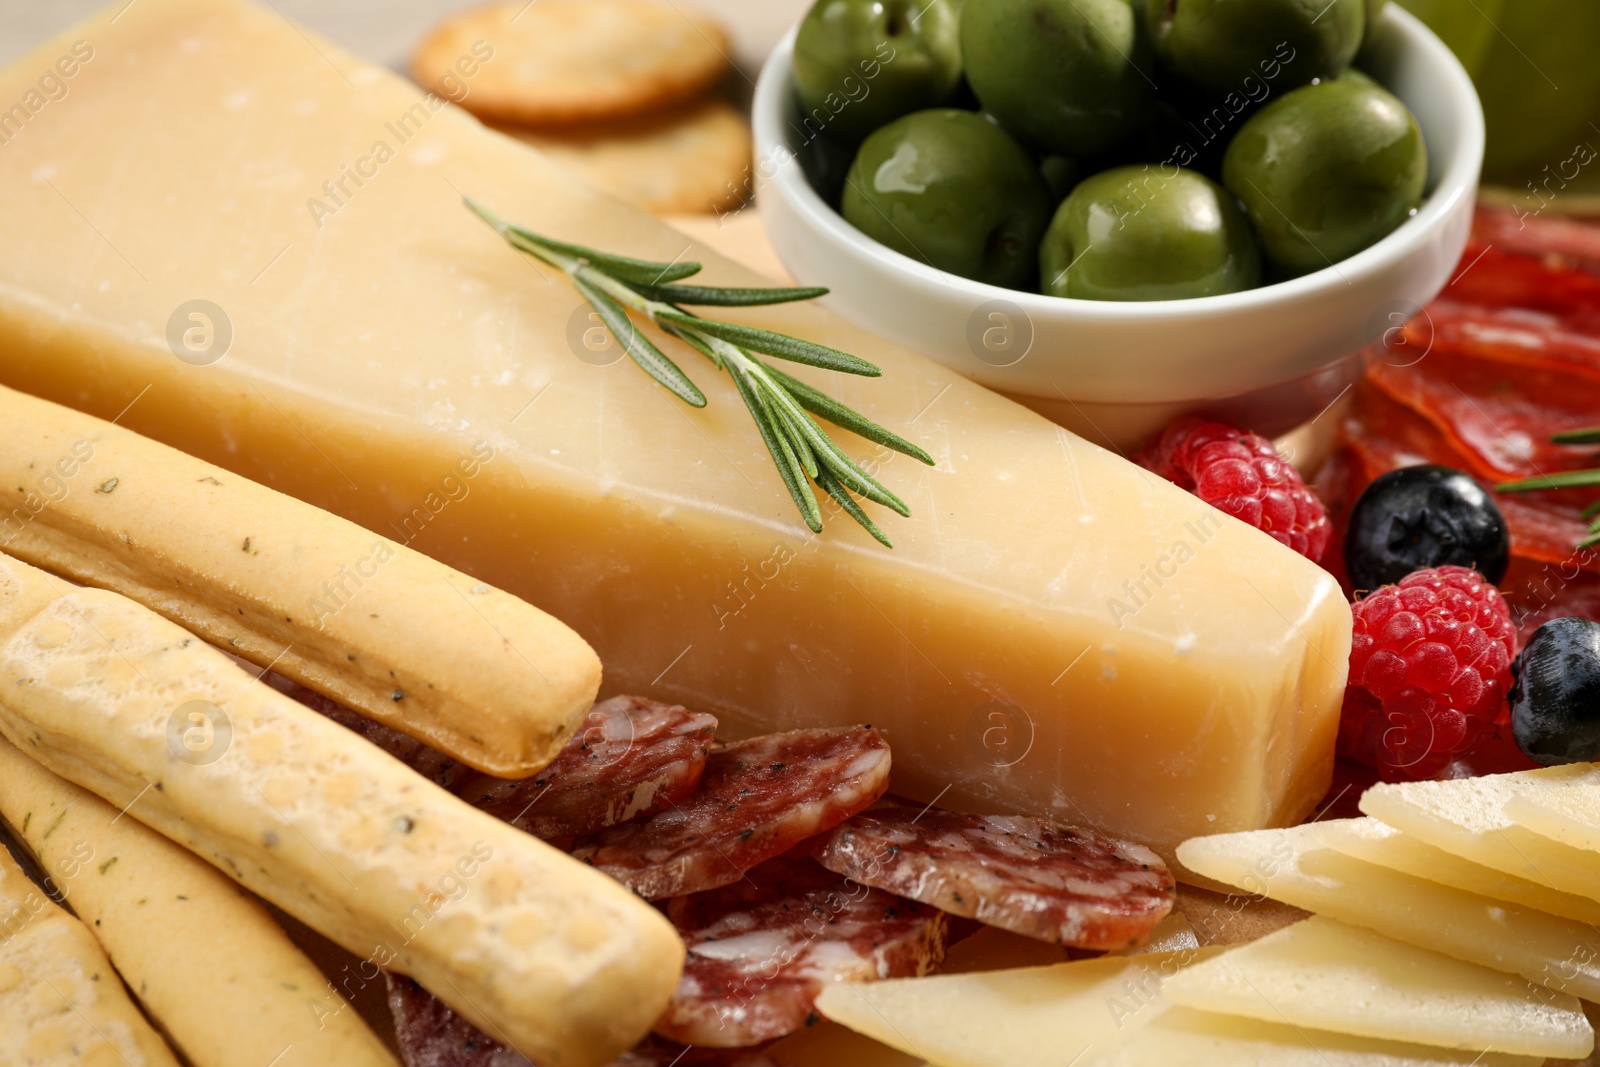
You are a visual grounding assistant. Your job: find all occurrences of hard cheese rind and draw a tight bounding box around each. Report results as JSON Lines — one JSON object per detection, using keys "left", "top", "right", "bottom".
{"left": 0, "top": 553, "right": 682, "bottom": 1067}
{"left": 1162, "top": 915, "right": 1593, "bottom": 1058}
{"left": 0, "top": 735, "right": 399, "bottom": 1067}
{"left": 0, "top": 0, "right": 1351, "bottom": 858}
{"left": 1360, "top": 770, "right": 1600, "bottom": 903}
{"left": 1176, "top": 820, "right": 1600, "bottom": 1001}
{"left": 0, "top": 835, "right": 182, "bottom": 1067}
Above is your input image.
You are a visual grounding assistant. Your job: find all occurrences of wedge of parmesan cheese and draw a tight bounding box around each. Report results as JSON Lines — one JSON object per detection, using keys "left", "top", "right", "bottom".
{"left": 0, "top": 552, "right": 682, "bottom": 1067}
{"left": 0, "top": 0, "right": 1351, "bottom": 859}
{"left": 1162, "top": 916, "right": 1593, "bottom": 1058}
{"left": 0, "top": 736, "right": 399, "bottom": 1067}
{"left": 0, "top": 830, "right": 182, "bottom": 1067}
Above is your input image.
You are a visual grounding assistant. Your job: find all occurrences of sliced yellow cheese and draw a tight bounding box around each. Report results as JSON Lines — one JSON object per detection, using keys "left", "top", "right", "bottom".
{"left": 1176, "top": 821, "right": 1600, "bottom": 1001}
{"left": 0, "top": 834, "right": 182, "bottom": 1067}
{"left": 1361, "top": 771, "right": 1600, "bottom": 903}
{"left": 1162, "top": 915, "right": 1593, "bottom": 1058}
{"left": 0, "top": 0, "right": 1352, "bottom": 858}
{"left": 814, "top": 948, "right": 1220, "bottom": 1067}
{"left": 0, "top": 736, "right": 399, "bottom": 1067}
{"left": 1090, "top": 1007, "right": 1542, "bottom": 1067}
{"left": 1496, "top": 764, "right": 1600, "bottom": 854}
{"left": 0, "top": 552, "right": 681, "bottom": 1067}
{"left": 1314, "top": 816, "right": 1600, "bottom": 926}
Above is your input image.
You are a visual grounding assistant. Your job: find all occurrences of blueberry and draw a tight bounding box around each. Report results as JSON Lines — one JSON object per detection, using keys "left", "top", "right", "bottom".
{"left": 1345, "top": 465, "right": 1510, "bottom": 591}
{"left": 1511, "top": 617, "right": 1600, "bottom": 766}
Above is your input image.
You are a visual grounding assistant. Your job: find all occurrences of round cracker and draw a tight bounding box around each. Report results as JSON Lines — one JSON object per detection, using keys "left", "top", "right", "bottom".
{"left": 499, "top": 99, "right": 751, "bottom": 214}
{"left": 414, "top": 0, "right": 732, "bottom": 127}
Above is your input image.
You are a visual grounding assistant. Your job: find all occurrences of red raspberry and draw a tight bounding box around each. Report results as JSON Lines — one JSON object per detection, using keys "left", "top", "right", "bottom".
{"left": 1339, "top": 565, "right": 1517, "bottom": 781}
{"left": 1139, "top": 418, "right": 1331, "bottom": 561}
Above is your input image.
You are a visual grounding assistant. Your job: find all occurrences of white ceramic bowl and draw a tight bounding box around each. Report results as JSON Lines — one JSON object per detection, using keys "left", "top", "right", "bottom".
{"left": 753, "top": 6, "right": 1484, "bottom": 447}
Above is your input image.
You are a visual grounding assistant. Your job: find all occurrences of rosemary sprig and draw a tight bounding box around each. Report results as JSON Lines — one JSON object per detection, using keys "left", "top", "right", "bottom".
{"left": 466, "top": 199, "right": 933, "bottom": 546}
{"left": 1497, "top": 425, "right": 1600, "bottom": 548}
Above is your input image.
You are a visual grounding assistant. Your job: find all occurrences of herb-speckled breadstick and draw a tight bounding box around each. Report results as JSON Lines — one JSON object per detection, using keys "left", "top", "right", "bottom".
{"left": 0, "top": 383, "right": 599, "bottom": 777}
{"left": 0, "top": 829, "right": 182, "bottom": 1067}
{"left": 0, "top": 552, "right": 683, "bottom": 1067}
{"left": 0, "top": 736, "right": 399, "bottom": 1067}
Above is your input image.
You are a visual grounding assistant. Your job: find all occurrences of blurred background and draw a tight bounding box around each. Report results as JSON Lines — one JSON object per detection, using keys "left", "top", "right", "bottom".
{"left": 3, "top": 1, "right": 1599, "bottom": 218}
{"left": 0, "top": 0, "right": 806, "bottom": 77}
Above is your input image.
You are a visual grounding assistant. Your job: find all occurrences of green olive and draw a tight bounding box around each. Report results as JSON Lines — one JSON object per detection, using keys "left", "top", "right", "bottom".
{"left": 1142, "top": 0, "right": 1365, "bottom": 96}
{"left": 1040, "top": 165, "right": 1261, "bottom": 301}
{"left": 793, "top": 0, "right": 963, "bottom": 145}
{"left": 1223, "top": 79, "right": 1426, "bottom": 276}
{"left": 841, "top": 109, "right": 1053, "bottom": 289}
{"left": 961, "top": 0, "right": 1155, "bottom": 158}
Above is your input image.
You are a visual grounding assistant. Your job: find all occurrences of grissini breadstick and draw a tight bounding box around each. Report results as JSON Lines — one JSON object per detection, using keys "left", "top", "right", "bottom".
{"left": 0, "top": 383, "right": 599, "bottom": 777}
{"left": 0, "top": 553, "right": 683, "bottom": 1067}
{"left": 0, "top": 736, "right": 399, "bottom": 1067}
{"left": 0, "top": 831, "right": 182, "bottom": 1067}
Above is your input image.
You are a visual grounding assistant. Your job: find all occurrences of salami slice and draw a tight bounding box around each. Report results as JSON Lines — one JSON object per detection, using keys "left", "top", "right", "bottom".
{"left": 811, "top": 806, "right": 1175, "bottom": 950}
{"left": 657, "top": 854, "right": 947, "bottom": 1048}
{"left": 388, "top": 973, "right": 532, "bottom": 1067}
{"left": 387, "top": 974, "right": 788, "bottom": 1067}
{"left": 456, "top": 696, "right": 717, "bottom": 839}
{"left": 572, "top": 727, "right": 891, "bottom": 900}
{"left": 268, "top": 677, "right": 463, "bottom": 789}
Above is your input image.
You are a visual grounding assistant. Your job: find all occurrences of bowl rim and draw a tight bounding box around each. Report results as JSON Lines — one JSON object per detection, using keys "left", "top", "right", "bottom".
{"left": 752, "top": 4, "right": 1486, "bottom": 324}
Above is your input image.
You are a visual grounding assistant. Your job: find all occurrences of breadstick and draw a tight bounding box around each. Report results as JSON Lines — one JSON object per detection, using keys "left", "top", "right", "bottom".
{"left": 0, "top": 832, "right": 182, "bottom": 1067}
{"left": 0, "top": 736, "right": 398, "bottom": 1067}
{"left": 0, "top": 383, "right": 599, "bottom": 777}
{"left": 0, "top": 551, "right": 681, "bottom": 1067}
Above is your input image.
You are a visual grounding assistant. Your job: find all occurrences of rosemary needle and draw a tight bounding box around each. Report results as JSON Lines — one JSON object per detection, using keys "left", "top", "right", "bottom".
{"left": 467, "top": 198, "right": 933, "bottom": 547}
{"left": 1497, "top": 424, "right": 1600, "bottom": 549}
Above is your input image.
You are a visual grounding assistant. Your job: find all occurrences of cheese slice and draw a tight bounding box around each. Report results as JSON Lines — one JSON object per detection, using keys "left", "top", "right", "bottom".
{"left": 0, "top": 0, "right": 1351, "bottom": 858}
{"left": 1090, "top": 1007, "right": 1542, "bottom": 1067}
{"left": 813, "top": 948, "right": 1220, "bottom": 1067}
{"left": 1496, "top": 763, "right": 1600, "bottom": 853}
{"left": 1162, "top": 915, "right": 1594, "bottom": 1058}
{"left": 813, "top": 946, "right": 1538, "bottom": 1067}
{"left": 1360, "top": 770, "right": 1600, "bottom": 902}
{"left": 0, "top": 551, "right": 682, "bottom": 1067}
{"left": 1313, "top": 816, "right": 1600, "bottom": 926}
{"left": 1176, "top": 821, "right": 1600, "bottom": 1001}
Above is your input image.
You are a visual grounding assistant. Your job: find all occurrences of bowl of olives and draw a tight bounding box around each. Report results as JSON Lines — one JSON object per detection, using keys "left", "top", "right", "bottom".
{"left": 753, "top": 0, "right": 1484, "bottom": 447}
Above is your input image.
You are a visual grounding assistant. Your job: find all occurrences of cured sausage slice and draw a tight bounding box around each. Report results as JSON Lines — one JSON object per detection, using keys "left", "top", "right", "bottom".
{"left": 387, "top": 974, "right": 787, "bottom": 1066}
{"left": 811, "top": 806, "right": 1175, "bottom": 950}
{"left": 388, "top": 974, "right": 531, "bottom": 1067}
{"left": 457, "top": 696, "right": 717, "bottom": 839}
{"left": 657, "top": 854, "right": 946, "bottom": 1048}
{"left": 572, "top": 727, "right": 890, "bottom": 899}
